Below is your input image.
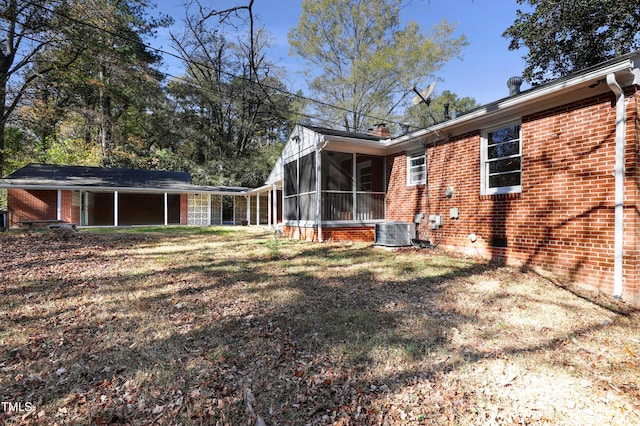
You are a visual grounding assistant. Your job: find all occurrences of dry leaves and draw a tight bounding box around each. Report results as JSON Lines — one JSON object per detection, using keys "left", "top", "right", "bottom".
{"left": 0, "top": 227, "right": 638, "bottom": 425}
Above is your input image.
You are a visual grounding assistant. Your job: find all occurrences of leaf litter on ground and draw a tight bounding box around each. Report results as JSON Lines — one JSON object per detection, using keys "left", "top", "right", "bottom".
{"left": 0, "top": 227, "right": 638, "bottom": 425}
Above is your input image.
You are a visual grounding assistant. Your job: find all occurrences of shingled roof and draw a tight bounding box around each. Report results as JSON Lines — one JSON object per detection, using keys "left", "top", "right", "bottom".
{"left": 0, "top": 164, "right": 248, "bottom": 194}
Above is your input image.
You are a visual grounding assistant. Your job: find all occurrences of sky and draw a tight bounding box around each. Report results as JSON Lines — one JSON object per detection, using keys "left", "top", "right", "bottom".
{"left": 152, "top": 0, "right": 530, "bottom": 106}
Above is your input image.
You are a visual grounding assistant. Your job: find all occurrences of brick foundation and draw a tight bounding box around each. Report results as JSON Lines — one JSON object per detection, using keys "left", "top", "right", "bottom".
{"left": 283, "top": 225, "right": 375, "bottom": 243}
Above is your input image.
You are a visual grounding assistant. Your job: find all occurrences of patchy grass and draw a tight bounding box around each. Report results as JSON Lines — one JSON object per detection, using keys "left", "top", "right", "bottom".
{"left": 0, "top": 227, "right": 638, "bottom": 425}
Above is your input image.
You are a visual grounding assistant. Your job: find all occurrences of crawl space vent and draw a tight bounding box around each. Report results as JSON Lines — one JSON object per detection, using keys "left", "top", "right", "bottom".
{"left": 375, "top": 221, "right": 415, "bottom": 247}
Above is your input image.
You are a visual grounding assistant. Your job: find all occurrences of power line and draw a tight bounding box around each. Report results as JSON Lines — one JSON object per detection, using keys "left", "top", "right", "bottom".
{"left": 19, "top": 0, "right": 413, "bottom": 130}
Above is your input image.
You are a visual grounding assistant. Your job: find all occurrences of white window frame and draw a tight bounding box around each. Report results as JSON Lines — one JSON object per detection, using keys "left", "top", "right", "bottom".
{"left": 407, "top": 151, "right": 426, "bottom": 186}
{"left": 481, "top": 121, "right": 522, "bottom": 195}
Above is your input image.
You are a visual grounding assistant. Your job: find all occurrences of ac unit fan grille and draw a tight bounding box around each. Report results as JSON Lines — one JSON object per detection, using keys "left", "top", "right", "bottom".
{"left": 375, "top": 221, "right": 415, "bottom": 247}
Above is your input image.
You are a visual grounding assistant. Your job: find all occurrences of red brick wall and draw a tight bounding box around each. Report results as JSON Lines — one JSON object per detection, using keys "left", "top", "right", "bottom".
{"left": 59, "top": 190, "right": 73, "bottom": 223}
{"left": 627, "top": 87, "right": 640, "bottom": 304}
{"left": 283, "top": 225, "right": 318, "bottom": 242}
{"left": 386, "top": 89, "right": 640, "bottom": 304}
{"left": 283, "top": 225, "right": 374, "bottom": 243}
{"left": 180, "top": 194, "right": 188, "bottom": 225}
{"left": 386, "top": 153, "right": 429, "bottom": 223}
{"left": 7, "top": 189, "right": 57, "bottom": 226}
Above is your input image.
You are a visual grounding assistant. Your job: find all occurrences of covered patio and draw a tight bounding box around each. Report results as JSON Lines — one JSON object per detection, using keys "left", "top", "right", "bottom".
{"left": 0, "top": 164, "right": 282, "bottom": 229}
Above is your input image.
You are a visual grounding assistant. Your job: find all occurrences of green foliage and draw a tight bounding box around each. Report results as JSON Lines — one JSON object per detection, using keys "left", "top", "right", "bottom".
{"left": 289, "top": 0, "right": 467, "bottom": 132}
{"left": 405, "top": 90, "right": 479, "bottom": 129}
{"left": 3, "top": 0, "right": 292, "bottom": 190}
{"left": 167, "top": 6, "right": 295, "bottom": 187}
{"left": 504, "top": 0, "right": 640, "bottom": 83}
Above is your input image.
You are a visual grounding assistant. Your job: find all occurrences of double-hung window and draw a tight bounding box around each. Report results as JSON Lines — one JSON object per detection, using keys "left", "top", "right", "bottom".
{"left": 481, "top": 123, "right": 522, "bottom": 195}
{"left": 407, "top": 152, "right": 426, "bottom": 186}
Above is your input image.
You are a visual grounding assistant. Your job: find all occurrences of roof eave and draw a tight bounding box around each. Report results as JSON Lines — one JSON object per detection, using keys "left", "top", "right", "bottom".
{"left": 390, "top": 53, "right": 640, "bottom": 148}
{"left": 0, "top": 183, "right": 250, "bottom": 195}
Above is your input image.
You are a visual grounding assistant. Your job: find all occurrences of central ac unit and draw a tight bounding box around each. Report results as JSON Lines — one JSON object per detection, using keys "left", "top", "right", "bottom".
{"left": 375, "top": 221, "right": 415, "bottom": 247}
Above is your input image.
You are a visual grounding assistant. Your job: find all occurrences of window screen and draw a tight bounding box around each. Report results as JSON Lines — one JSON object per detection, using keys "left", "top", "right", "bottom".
{"left": 322, "top": 151, "right": 353, "bottom": 191}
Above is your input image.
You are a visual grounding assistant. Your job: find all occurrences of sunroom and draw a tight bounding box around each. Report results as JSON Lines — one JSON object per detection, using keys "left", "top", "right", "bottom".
{"left": 270, "top": 124, "right": 390, "bottom": 242}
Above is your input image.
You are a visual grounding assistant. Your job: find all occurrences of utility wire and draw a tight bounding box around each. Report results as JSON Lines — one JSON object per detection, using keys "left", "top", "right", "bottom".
{"left": 20, "top": 0, "right": 414, "bottom": 131}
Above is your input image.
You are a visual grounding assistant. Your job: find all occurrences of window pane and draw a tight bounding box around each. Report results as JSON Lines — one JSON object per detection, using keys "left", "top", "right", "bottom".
{"left": 489, "top": 172, "right": 521, "bottom": 188}
{"left": 488, "top": 141, "right": 519, "bottom": 159}
{"left": 284, "top": 161, "right": 297, "bottom": 196}
{"left": 356, "top": 154, "right": 385, "bottom": 192}
{"left": 322, "top": 151, "right": 353, "bottom": 191}
{"left": 489, "top": 125, "right": 520, "bottom": 144}
{"left": 408, "top": 153, "right": 426, "bottom": 185}
{"left": 488, "top": 157, "right": 521, "bottom": 174}
{"left": 411, "top": 170, "right": 425, "bottom": 183}
{"left": 410, "top": 156, "right": 425, "bottom": 168}
{"left": 284, "top": 196, "right": 298, "bottom": 220}
{"left": 299, "top": 153, "right": 316, "bottom": 194}
{"left": 299, "top": 193, "right": 317, "bottom": 221}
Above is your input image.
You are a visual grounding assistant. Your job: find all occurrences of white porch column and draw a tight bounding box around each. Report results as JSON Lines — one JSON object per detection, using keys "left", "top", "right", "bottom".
{"left": 207, "top": 194, "right": 212, "bottom": 225}
{"left": 246, "top": 196, "right": 251, "bottom": 225}
{"left": 268, "top": 190, "right": 272, "bottom": 228}
{"left": 220, "top": 195, "right": 223, "bottom": 225}
{"left": 256, "top": 194, "right": 260, "bottom": 225}
{"left": 57, "top": 190, "right": 62, "bottom": 220}
{"left": 273, "top": 184, "right": 278, "bottom": 229}
{"left": 164, "top": 193, "right": 168, "bottom": 226}
{"left": 114, "top": 191, "right": 119, "bottom": 227}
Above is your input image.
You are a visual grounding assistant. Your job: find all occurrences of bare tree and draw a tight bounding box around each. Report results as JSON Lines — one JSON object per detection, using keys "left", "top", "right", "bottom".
{"left": 0, "top": 0, "right": 62, "bottom": 175}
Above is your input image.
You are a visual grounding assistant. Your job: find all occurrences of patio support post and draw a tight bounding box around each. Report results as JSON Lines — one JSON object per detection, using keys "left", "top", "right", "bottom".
{"left": 268, "top": 190, "right": 272, "bottom": 228}
{"left": 352, "top": 153, "right": 357, "bottom": 221}
{"left": 114, "top": 191, "right": 119, "bottom": 227}
{"left": 316, "top": 145, "right": 323, "bottom": 242}
{"left": 207, "top": 194, "right": 212, "bottom": 225}
{"left": 256, "top": 194, "right": 260, "bottom": 225}
{"left": 57, "top": 190, "right": 62, "bottom": 220}
{"left": 164, "top": 193, "right": 168, "bottom": 226}
{"left": 273, "top": 184, "right": 278, "bottom": 229}
{"left": 246, "top": 195, "right": 251, "bottom": 225}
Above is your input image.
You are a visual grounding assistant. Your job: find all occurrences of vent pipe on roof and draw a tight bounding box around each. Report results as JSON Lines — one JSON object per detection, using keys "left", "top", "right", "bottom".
{"left": 444, "top": 103, "right": 450, "bottom": 120}
{"left": 507, "top": 76, "right": 523, "bottom": 96}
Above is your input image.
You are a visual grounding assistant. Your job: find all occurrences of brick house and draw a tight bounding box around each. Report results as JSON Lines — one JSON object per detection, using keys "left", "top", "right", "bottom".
{"left": 0, "top": 164, "right": 278, "bottom": 228}
{"left": 268, "top": 52, "right": 640, "bottom": 305}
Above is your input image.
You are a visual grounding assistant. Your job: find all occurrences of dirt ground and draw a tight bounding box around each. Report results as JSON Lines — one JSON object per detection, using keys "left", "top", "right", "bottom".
{"left": 1, "top": 227, "right": 638, "bottom": 425}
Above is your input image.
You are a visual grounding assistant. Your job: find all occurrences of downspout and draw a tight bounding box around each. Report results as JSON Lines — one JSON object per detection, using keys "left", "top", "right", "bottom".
{"left": 606, "top": 73, "right": 626, "bottom": 300}
{"left": 316, "top": 137, "right": 329, "bottom": 242}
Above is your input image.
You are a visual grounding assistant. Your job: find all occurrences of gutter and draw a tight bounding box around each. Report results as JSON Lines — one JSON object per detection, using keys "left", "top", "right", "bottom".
{"left": 393, "top": 54, "right": 640, "bottom": 149}
{"left": 606, "top": 73, "right": 627, "bottom": 300}
{"left": 0, "top": 184, "right": 249, "bottom": 196}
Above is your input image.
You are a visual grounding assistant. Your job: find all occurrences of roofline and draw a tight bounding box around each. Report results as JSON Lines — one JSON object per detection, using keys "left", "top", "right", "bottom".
{"left": 392, "top": 52, "right": 640, "bottom": 147}
{"left": 0, "top": 183, "right": 249, "bottom": 196}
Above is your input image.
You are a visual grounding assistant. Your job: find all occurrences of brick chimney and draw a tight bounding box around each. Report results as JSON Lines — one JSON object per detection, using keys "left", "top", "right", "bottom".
{"left": 368, "top": 123, "right": 391, "bottom": 138}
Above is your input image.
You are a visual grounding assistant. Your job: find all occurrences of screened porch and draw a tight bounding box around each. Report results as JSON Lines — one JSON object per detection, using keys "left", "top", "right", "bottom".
{"left": 283, "top": 150, "right": 385, "bottom": 224}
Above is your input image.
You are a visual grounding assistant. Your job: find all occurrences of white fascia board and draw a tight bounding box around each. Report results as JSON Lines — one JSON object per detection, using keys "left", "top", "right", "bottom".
{"left": 246, "top": 184, "right": 277, "bottom": 194}
{"left": 0, "top": 184, "right": 249, "bottom": 196}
